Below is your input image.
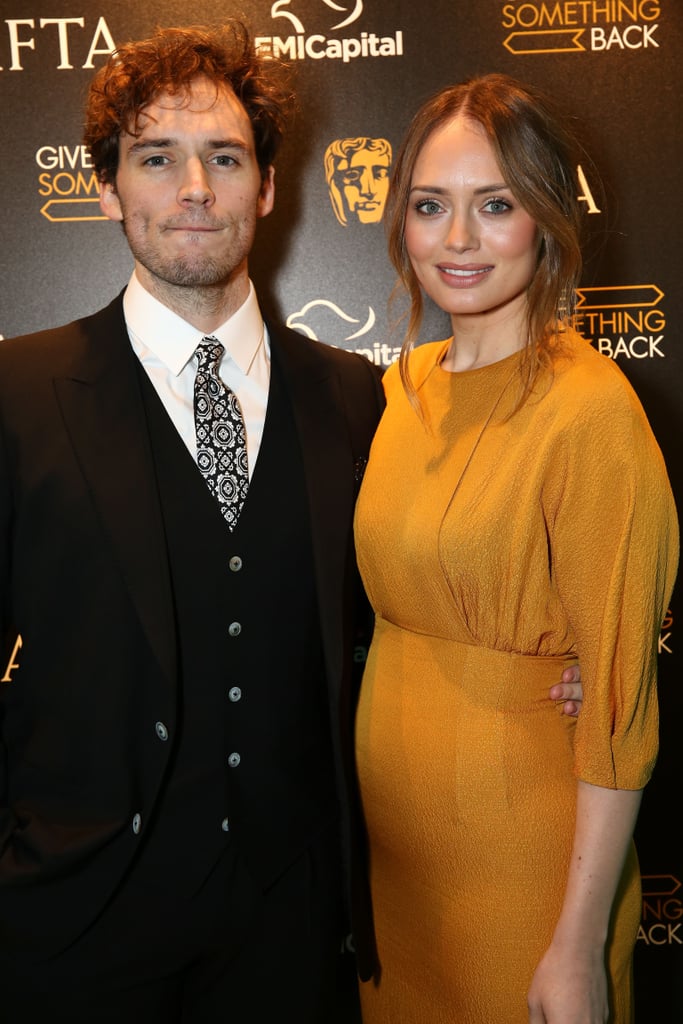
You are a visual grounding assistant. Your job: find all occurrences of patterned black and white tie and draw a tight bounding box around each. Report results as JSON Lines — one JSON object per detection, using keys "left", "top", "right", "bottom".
{"left": 193, "top": 336, "right": 249, "bottom": 530}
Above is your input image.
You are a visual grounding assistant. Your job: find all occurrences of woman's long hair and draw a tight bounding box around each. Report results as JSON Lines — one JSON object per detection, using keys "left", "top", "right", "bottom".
{"left": 386, "top": 74, "right": 590, "bottom": 415}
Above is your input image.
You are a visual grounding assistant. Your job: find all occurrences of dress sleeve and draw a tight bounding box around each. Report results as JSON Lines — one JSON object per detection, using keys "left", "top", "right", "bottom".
{"left": 542, "top": 360, "right": 678, "bottom": 790}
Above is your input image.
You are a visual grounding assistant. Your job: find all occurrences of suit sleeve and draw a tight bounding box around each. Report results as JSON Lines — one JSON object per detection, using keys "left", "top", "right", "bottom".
{"left": 0, "top": 372, "right": 16, "bottom": 847}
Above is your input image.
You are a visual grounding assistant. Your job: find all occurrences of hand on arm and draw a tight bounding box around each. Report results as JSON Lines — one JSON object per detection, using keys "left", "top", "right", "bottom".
{"left": 550, "top": 663, "right": 583, "bottom": 718}
{"left": 527, "top": 780, "right": 643, "bottom": 1024}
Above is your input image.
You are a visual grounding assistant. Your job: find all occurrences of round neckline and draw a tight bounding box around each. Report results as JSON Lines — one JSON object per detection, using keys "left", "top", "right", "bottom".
{"left": 434, "top": 340, "right": 524, "bottom": 379}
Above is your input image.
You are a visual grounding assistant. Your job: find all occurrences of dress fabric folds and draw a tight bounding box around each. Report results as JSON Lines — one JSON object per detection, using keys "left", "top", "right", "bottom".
{"left": 354, "top": 333, "right": 679, "bottom": 1024}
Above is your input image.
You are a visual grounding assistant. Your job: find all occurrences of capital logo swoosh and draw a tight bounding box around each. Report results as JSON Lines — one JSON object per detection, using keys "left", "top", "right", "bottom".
{"left": 323, "top": 0, "right": 364, "bottom": 30}
{"left": 286, "top": 299, "right": 375, "bottom": 341}
{"left": 271, "top": 0, "right": 363, "bottom": 32}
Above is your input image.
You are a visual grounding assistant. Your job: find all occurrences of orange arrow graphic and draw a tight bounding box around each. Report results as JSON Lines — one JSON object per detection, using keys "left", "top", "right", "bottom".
{"left": 575, "top": 285, "right": 664, "bottom": 309}
{"left": 40, "top": 198, "right": 107, "bottom": 223}
{"left": 641, "top": 875, "right": 681, "bottom": 897}
{"left": 503, "top": 30, "right": 585, "bottom": 55}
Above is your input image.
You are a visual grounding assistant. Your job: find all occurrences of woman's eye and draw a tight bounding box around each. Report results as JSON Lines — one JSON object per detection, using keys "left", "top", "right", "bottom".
{"left": 483, "top": 198, "right": 511, "bottom": 214}
{"left": 415, "top": 199, "right": 443, "bottom": 216}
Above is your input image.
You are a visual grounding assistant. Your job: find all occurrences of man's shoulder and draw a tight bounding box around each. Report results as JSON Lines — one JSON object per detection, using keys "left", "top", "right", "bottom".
{"left": 267, "top": 320, "right": 383, "bottom": 384}
{"left": 0, "top": 294, "right": 126, "bottom": 371}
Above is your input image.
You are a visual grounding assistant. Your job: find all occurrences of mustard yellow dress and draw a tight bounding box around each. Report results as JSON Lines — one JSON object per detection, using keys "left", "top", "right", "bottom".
{"left": 354, "top": 332, "right": 678, "bottom": 1024}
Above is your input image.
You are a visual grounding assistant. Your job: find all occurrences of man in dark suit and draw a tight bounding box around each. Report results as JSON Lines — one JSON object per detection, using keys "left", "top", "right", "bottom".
{"left": 0, "top": 20, "right": 582, "bottom": 1023}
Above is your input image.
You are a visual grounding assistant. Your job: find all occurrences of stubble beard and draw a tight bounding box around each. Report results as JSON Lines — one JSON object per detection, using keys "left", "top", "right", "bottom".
{"left": 122, "top": 217, "right": 253, "bottom": 292}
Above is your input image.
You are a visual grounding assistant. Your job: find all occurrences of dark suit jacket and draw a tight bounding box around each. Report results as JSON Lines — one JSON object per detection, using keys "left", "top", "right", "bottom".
{"left": 0, "top": 292, "right": 384, "bottom": 978}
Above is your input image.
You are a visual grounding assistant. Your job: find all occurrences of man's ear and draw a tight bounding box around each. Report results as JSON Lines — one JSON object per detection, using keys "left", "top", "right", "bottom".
{"left": 257, "top": 165, "right": 275, "bottom": 219}
{"left": 99, "top": 180, "right": 124, "bottom": 222}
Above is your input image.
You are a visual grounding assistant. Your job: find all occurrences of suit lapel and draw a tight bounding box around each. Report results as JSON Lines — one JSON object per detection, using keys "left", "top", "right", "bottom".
{"left": 53, "top": 295, "right": 176, "bottom": 685}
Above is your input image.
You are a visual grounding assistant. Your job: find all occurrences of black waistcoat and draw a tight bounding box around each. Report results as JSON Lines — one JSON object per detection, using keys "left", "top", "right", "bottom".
{"left": 134, "top": 357, "right": 339, "bottom": 890}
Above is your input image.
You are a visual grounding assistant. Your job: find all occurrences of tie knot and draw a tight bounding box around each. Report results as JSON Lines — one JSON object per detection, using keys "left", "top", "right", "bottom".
{"left": 196, "top": 336, "right": 225, "bottom": 373}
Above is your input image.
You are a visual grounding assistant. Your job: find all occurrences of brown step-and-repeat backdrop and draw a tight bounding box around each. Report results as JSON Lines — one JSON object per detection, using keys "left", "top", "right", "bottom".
{"left": 1, "top": 1, "right": 680, "bottom": 1015}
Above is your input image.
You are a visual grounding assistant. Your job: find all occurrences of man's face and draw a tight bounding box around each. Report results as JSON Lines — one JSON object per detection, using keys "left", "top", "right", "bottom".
{"left": 99, "top": 76, "right": 274, "bottom": 301}
{"left": 338, "top": 147, "right": 390, "bottom": 224}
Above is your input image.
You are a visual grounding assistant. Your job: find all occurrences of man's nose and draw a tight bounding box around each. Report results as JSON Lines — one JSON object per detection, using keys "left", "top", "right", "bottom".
{"left": 178, "top": 159, "right": 214, "bottom": 204}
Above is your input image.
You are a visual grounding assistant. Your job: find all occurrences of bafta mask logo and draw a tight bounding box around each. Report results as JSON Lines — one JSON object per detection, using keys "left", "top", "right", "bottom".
{"left": 324, "top": 137, "right": 392, "bottom": 226}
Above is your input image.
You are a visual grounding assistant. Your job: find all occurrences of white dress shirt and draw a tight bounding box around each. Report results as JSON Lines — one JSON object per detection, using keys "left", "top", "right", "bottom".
{"left": 123, "top": 272, "right": 270, "bottom": 479}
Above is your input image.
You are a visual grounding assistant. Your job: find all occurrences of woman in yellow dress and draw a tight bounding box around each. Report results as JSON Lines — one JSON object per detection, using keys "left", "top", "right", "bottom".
{"left": 354, "top": 74, "right": 678, "bottom": 1023}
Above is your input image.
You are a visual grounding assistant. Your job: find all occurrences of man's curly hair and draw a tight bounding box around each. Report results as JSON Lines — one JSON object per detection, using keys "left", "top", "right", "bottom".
{"left": 84, "top": 22, "right": 291, "bottom": 184}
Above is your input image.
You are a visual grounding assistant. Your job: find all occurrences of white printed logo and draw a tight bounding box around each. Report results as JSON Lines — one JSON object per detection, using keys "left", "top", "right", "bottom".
{"left": 271, "top": 1, "right": 364, "bottom": 33}
{"left": 258, "top": 1, "right": 403, "bottom": 64}
{"left": 287, "top": 299, "right": 375, "bottom": 341}
{"left": 286, "top": 299, "right": 400, "bottom": 366}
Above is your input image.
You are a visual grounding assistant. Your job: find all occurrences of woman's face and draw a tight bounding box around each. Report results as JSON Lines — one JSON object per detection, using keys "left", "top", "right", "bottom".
{"left": 404, "top": 114, "right": 540, "bottom": 326}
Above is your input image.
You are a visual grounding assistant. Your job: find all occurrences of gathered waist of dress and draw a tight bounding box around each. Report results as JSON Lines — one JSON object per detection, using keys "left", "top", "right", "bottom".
{"left": 371, "top": 615, "right": 577, "bottom": 710}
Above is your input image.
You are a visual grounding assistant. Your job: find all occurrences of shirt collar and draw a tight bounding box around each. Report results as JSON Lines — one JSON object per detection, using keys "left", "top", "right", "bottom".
{"left": 123, "top": 272, "right": 266, "bottom": 376}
